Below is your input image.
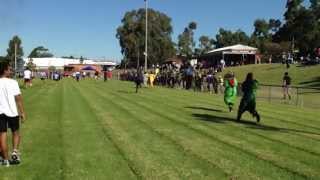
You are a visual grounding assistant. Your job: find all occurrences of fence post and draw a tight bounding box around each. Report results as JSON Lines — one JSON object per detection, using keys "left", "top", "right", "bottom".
{"left": 296, "top": 87, "right": 299, "bottom": 107}
{"left": 268, "top": 86, "right": 271, "bottom": 103}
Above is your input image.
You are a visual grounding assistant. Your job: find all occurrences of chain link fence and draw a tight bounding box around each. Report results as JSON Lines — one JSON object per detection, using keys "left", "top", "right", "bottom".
{"left": 254, "top": 84, "right": 320, "bottom": 109}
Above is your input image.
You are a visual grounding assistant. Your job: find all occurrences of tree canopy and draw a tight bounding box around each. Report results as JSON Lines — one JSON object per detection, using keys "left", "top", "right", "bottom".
{"left": 198, "top": 35, "right": 214, "bottom": 55}
{"left": 26, "top": 58, "right": 37, "bottom": 71}
{"left": 114, "top": 1, "right": 320, "bottom": 65}
{"left": 29, "top": 46, "right": 54, "bottom": 58}
{"left": 116, "top": 8, "right": 176, "bottom": 67}
{"left": 177, "top": 22, "right": 198, "bottom": 59}
{"left": 6, "top": 36, "right": 24, "bottom": 71}
{"left": 6, "top": 36, "right": 24, "bottom": 64}
{"left": 214, "top": 28, "right": 250, "bottom": 49}
{"left": 274, "top": 0, "right": 320, "bottom": 55}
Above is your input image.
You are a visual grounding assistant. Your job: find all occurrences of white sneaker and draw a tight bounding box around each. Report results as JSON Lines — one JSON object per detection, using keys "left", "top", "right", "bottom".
{"left": 2, "top": 160, "right": 10, "bottom": 167}
{"left": 11, "top": 151, "right": 21, "bottom": 163}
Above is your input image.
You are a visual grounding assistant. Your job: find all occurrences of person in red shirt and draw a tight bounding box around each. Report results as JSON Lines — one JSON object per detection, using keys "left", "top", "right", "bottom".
{"left": 107, "top": 70, "right": 112, "bottom": 79}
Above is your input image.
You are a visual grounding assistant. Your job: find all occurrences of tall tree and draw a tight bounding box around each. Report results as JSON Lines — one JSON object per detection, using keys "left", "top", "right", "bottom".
{"left": 198, "top": 35, "right": 214, "bottom": 55}
{"left": 214, "top": 28, "right": 250, "bottom": 48}
{"left": 178, "top": 28, "right": 193, "bottom": 58}
{"left": 310, "top": 0, "right": 320, "bottom": 8}
{"left": 26, "top": 58, "right": 37, "bottom": 71}
{"left": 274, "top": 0, "right": 320, "bottom": 55}
{"left": 0, "top": 56, "right": 9, "bottom": 62}
{"left": 28, "top": 46, "right": 54, "bottom": 58}
{"left": 188, "top": 22, "right": 197, "bottom": 31}
{"left": 285, "top": 0, "right": 304, "bottom": 24}
{"left": 251, "top": 19, "right": 273, "bottom": 53}
{"left": 177, "top": 22, "right": 197, "bottom": 59}
{"left": 6, "top": 36, "right": 24, "bottom": 70}
{"left": 309, "top": 0, "right": 320, "bottom": 51}
{"left": 269, "top": 19, "right": 282, "bottom": 34}
{"left": 253, "top": 19, "right": 270, "bottom": 38}
{"left": 116, "top": 8, "right": 176, "bottom": 67}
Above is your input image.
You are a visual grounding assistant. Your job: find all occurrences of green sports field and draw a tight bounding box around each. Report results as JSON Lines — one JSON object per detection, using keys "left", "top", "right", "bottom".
{"left": 218, "top": 64, "right": 320, "bottom": 109}
{"left": 1, "top": 66, "right": 320, "bottom": 179}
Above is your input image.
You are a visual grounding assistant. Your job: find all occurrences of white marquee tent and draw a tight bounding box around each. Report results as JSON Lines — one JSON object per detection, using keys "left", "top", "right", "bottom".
{"left": 206, "top": 44, "right": 257, "bottom": 55}
{"left": 201, "top": 44, "right": 258, "bottom": 66}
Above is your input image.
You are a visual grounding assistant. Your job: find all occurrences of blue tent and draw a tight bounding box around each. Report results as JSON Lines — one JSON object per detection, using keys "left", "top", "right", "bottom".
{"left": 81, "top": 66, "right": 96, "bottom": 71}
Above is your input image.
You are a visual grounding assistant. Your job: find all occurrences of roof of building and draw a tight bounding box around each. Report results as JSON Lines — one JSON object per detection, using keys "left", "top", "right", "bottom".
{"left": 206, "top": 44, "right": 258, "bottom": 55}
{"left": 23, "top": 57, "right": 116, "bottom": 67}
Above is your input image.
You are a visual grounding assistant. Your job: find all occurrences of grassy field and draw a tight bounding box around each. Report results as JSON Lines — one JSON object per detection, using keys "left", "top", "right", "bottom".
{"left": 0, "top": 76, "right": 319, "bottom": 180}
{"left": 218, "top": 64, "right": 320, "bottom": 87}
{"left": 218, "top": 64, "right": 320, "bottom": 109}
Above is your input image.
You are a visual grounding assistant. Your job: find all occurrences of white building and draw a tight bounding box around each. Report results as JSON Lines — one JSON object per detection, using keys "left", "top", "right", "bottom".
{"left": 24, "top": 57, "right": 116, "bottom": 71}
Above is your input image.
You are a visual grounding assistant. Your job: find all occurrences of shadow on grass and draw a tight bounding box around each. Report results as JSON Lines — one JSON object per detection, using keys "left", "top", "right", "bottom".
{"left": 185, "top": 106, "right": 223, "bottom": 112}
{"left": 192, "top": 113, "right": 320, "bottom": 136}
{"left": 266, "top": 66, "right": 281, "bottom": 70}
{"left": 117, "top": 90, "right": 137, "bottom": 94}
{"left": 299, "top": 76, "right": 320, "bottom": 89}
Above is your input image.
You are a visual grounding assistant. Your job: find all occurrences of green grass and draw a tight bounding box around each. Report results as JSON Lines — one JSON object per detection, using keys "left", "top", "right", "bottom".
{"left": 0, "top": 75, "right": 319, "bottom": 179}
{"left": 218, "top": 64, "right": 320, "bottom": 87}
{"left": 217, "top": 64, "right": 320, "bottom": 109}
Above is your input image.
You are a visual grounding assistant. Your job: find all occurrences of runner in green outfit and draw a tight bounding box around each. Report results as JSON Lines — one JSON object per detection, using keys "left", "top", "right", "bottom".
{"left": 224, "top": 72, "right": 238, "bottom": 112}
{"left": 237, "top": 73, "right": 260, "bottom": 122}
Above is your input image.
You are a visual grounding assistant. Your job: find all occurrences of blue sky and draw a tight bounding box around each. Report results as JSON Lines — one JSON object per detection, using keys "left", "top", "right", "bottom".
{"left": 0, "top": 0, "right": 288, "bottom": 61}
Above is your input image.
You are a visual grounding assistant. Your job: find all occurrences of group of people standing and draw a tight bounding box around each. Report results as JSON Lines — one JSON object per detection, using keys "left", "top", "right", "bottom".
{"left": 121, "top": 63, "right": 226, "bottom": 93}
{"left": 133, "top": 68, "right": 157, "bottom": 93}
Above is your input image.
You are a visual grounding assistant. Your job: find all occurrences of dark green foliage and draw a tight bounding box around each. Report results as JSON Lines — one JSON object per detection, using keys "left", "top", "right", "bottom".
{"left": 198, "top": 36, "right": 214, "bottom": 55}
{"left": 26, "top": 58, "right": 37, "bottom": 71}
{"left": 214, "top": 29, "right": 250, "bottom": 48}
{"left": 6, "top": 36, "right": 24, "bottom": 70}
{"left": 28, "top": 46, "right": 54, "bottom": 58}
{"left": 177, "top": 22, "right": 198, "bottom": 59}
{"left": 274, "top": 0, "right": 320, "bottom": 55}
{"left": 0, "top": 56, "right": 9, "bottom": 62}
{"left": 188, "top": 21, "right": 197, "bottom": 30}
{"left": 61, "top": 56, "right": 75, "bottom": 59}
{"left": 116, "top": 8, "right": 176, "bottom": 67}
{"left": 253, "top": 19, "right": 270, "bottom": 38}
{"left": 197, "top": 0, "right": 319, "bottom": 56}
{"left": 269, "top": 19, "right": 282, "bottom": 33}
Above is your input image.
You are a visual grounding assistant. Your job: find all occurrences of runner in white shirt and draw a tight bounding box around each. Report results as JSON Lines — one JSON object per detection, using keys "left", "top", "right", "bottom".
{"left": 23, "top": 68, "right": 32, "bottom": 87}
{"left": 0, "top": 61, "right": 26, "bottom": 166}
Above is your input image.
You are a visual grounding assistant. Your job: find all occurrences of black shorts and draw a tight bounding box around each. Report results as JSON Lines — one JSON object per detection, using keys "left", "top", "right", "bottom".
{"left": 0, "top": 114, "right": 20, "bottom": 132}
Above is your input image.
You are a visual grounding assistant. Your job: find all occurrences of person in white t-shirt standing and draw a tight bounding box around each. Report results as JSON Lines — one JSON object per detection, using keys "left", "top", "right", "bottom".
{"left": 0, "top": 61, "right": 26, "bottom": 166}
{"left": 23, "top": 67, "right": 32, "bottom": 88}
{"left": 220, "top": 59, "right": 226, "bottom": 70}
